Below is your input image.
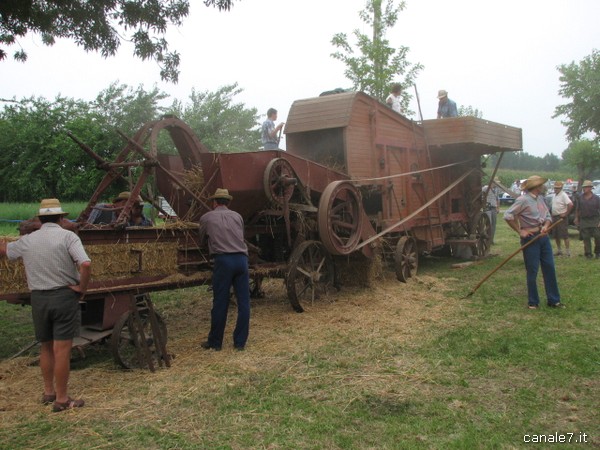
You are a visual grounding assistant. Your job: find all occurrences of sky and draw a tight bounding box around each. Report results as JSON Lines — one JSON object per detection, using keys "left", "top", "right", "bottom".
{"left": 1, "top": 0, "right": 599, "bottom": 157}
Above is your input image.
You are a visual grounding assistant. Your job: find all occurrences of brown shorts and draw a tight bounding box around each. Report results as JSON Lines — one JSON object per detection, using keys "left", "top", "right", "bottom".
{"left": 551, "top": 215, "right": 569, "bottom": 239}
{"left": 31, "top": 287, "right": 80, "bottom": 342}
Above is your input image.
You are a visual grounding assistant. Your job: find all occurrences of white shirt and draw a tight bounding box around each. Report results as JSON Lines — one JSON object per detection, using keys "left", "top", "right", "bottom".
{"left": 551, "top": 190, "right": 572, "bottom": 216}
{"left": 386, "top": 93, "right": 403, "bottom": 114}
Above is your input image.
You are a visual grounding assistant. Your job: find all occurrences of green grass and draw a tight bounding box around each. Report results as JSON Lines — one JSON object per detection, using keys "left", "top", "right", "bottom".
{"left": 0, "top": 202, "right": 88, "bottom": 237}
{"left": 0, "top": 212, "right": 598, "bottom": 449}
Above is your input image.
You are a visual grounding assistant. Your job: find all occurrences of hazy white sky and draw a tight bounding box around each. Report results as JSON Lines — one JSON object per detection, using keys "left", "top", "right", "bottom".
{"left": 1, "top": 0, "right": 598, "bottom": 157}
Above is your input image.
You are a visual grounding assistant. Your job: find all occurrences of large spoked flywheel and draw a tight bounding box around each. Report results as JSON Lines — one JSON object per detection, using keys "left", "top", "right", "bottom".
{"left": 317, "top": 181, "right": 363, "bottom": 255}
{"left": 263, "top": 158, "right": 297, "bottom": 206}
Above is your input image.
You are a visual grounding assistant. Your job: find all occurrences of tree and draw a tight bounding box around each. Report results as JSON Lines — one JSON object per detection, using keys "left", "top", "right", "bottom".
{"left": 561, "top": 139, "right": 600, "bottom": 188}
{"left": 331, "top": 0, "right": 422, "bottom": 115}
{"left": 170, "top": 83, "right": 261, "bottom": 152}
{"left": 0, "top": 82, "right": 261, "bottom": 201}
{"left": 0, "top": 0, "right": 236, "bottom": 83}
{"left": 458, "top": 105, "right": 483, "bottom": 118}
{"left": 553, "top": 49, "right": 600, "bottom": 142}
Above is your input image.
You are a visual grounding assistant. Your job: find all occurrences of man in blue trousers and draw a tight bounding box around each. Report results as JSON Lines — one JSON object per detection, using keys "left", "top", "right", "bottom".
{"left": 199, "top": 188, "right": 250, "bottom": 351}
{"left": 504, "top": 175, "right": 563, "bottom": 310}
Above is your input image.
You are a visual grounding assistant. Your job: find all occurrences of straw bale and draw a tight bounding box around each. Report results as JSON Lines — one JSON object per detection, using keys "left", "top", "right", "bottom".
{"left": 0, "top": 237, "right": 183, "bottom": 296}
{"left": 334, "top": 250, "right": 384, "bottom": 288}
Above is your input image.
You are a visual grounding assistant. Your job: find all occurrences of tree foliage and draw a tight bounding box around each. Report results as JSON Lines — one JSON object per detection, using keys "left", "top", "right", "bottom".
{"left": 458, "top": 105, "right": 483, "bottom": 119}
{"left": 0, "top": 0, "right": 236, "bottom": 82}
{"left": 0, "top": 82, "right": 260, "bottom": 202}
{"left": 553, "top": 49, "right": 600, "bottom": 142}
{"left": 331, "top": 0, "right": 422, "bottom": 115}
{"left": 561, "top": 139, "right": 600, "bottom": 186}
{"left": 170, "top": 83, "right": 261, "bottom": 152}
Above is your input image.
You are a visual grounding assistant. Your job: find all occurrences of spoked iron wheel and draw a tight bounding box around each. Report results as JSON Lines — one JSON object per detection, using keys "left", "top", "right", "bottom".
{"left": 470, "top": 212, "right": 492, "bottom": 258}
{"left": 110, "top": 310, "right": 167, "bottom": 369}
{"left": 318, "top": 181, "right": 363, "bottom": 255}
{"left": 263, "top": 158, "right": 297, "bottom": 206}
{"left": 395, "top": 236, "right": 419, "bottom": 282}
{"left": 286, "top": 240, "right": 336, "bottom": 313}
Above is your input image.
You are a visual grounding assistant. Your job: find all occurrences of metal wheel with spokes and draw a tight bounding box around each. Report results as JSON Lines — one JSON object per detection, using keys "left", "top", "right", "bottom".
{"left": 470, "top": 212, "right": 492, "bottom": 258}
{"left": 110, "top": 310, "right": 167, "bottom": 369}
{"left": 395, "top": 236, "right": 419, "bottom": 282}
{"left": 286, "top": 240, "right": 336, "bottom": 313}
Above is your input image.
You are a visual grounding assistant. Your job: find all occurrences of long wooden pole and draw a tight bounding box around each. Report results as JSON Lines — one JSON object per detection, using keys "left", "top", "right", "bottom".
{"left": 464, "top": 218, "right": 563, "bottom": 298}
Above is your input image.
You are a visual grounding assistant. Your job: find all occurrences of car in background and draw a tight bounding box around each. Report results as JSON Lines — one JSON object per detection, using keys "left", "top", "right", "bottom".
{"left": 499, "top": 192, "right": 516, "bottom": 206}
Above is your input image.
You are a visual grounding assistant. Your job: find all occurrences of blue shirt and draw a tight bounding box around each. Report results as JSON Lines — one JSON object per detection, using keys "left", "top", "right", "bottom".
{"left": 504, "top": 192, "right": 551, "bottom": 229}
{"left": 261, "top": 119, "right": 277, "bottom": 146}
{"left": 437, "top": 98, "right": 458, "bottom": 118}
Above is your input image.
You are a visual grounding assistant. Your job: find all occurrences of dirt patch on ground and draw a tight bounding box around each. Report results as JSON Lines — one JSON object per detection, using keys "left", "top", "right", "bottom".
{"left": 0, "top": 270, "right": 464, "bottom": 425}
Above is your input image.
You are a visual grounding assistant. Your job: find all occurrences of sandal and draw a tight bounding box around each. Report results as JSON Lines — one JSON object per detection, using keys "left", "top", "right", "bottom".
{"left": 52, "top": 397, "right": 85, "bottom": 412}
{"left": 527, "top": 305, "right": 539, "bottom": 310}
{"left": 42, "top": 393, "right": 56, "bottom": 405}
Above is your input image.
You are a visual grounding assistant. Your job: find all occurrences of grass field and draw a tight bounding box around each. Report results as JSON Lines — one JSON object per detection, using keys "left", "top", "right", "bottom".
{"left": 0, "top": 214, "right": 598, "bottom": 449}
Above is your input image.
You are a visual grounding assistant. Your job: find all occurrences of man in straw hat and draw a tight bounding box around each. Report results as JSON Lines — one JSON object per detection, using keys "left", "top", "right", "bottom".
{"left": 88, "top": 191, "right": 152, "bottom": 226}
{"left": 550, "top": 181, "right": 573, "bottom": 257}
{"left": 0, "top": 198, "right": 91, "bottom": 411}
{"left": 198, "top": 188, "right": 250, "bottom": 351}
{"left": 504, "top": 176, "right": 563, "bottom": 309}
{"left": 574, "top": 180, "right": 600, "bottom": 259}
{"left": 436, "top": 89, "right": 458, "bottom": 119}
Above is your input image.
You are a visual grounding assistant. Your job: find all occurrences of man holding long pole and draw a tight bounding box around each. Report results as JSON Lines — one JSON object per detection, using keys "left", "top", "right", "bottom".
{"left": 503, "top": 175, "right": 564, "bottom": 310}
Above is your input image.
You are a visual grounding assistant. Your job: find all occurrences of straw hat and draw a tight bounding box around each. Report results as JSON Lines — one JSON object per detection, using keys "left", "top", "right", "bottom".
{"left": 553, "top": 181, "right": 564, "bottom": 188}
{"left": 520, "top": 175, "right": 547, "bottom": 191}
{"left": 37, "top": 198, "right": 68, "bottom": 217}
{"left": 209, "top": 188, "right": 233, "bottom": 200}
{"left": 113, "top": 191, "right": 142, "bottom": 202}
{"left": 582, "top": 180, "right": 594, "bottom": 188}
{"left": 437, "top": 89, "right": 448, "bottom": 99}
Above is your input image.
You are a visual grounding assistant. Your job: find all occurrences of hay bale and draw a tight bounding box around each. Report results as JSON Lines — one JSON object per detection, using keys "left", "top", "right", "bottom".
{"left": 0, "top": 236, "right": 182, "bottom": 296}
{"left": 334, "top": 251, "right": 384, "bottom": 288}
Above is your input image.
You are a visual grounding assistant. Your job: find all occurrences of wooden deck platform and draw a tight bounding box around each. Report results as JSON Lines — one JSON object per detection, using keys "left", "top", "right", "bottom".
{"left": 422, "top": 117, "right": 522, "bottom": 153}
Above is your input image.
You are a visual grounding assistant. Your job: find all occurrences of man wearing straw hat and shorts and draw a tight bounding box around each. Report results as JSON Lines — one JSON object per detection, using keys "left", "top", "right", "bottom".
{"left": 550, "top": 181, "right": 573, "bottom": 257}
{"left": 199, "top": 188, "right": 250, "bottom": 351}
{"left": 0, "top": 198, "right": 91, "bottom": 411}
{"left": 504, "top": 176, "right": 563, "bottom": 309}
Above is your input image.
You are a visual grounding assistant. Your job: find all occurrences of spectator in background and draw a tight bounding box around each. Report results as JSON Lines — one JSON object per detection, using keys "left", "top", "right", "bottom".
{"left": 550, "top": 181, "right": 573, "bottom": 257}
{"left": 386, "top": 83, "right": 403, "bottom": 114}
{"left": 88, "top": 191, "right": 152, "bottom": 226}
{"left": 436, "top": 89, "right": 458, "bottom": 118}
{"left": 574, "top": 180, "right": 600, "bottom": 259}
{"left": 504, "top": 175, "right": 563, "bottom": 309}
{"left": 482, "top": 178, "right": 500, "bottom": 244}
{"left": 261, "top": 108, "right": 285, "bottom": 150}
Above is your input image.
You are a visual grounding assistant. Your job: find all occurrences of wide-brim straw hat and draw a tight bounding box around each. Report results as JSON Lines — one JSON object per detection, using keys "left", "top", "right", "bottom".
{"left": 37, "top": 198, "right": 68, "bottom": 217}
{"left": 554, "top": 181, "right": 564, "bottom": 188}
{"left": 113, "top": 191, "right": 142, "bottom": 202}
{"left": 521, "top": 175, "right": 547, "bottom": 191}
{"left": 582, "top": 180, "right": 594, "bottom": 188}
{"left": 437, "top": 89, "right": 448, "bottom": 99}
{"left": 209, "top": 188, "right": 233, "bottom": 200}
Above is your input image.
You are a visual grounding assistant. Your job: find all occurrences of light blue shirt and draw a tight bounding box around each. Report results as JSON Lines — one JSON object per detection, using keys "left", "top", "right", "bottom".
{"left": 437, "top": 98, "right": 458, "bottom": 118}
